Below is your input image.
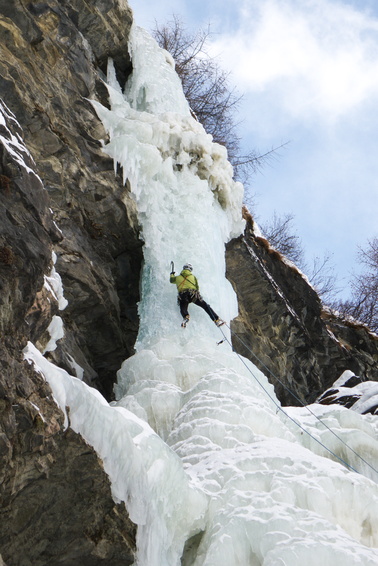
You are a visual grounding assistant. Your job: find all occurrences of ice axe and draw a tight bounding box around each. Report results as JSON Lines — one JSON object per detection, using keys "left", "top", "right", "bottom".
{"left": 170, "top": 260, "right": 175, "bottom": 274}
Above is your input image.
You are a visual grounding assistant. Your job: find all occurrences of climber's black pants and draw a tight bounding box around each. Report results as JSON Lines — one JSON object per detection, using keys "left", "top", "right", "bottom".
{"left": 178, "top": 290, "right": 219, "bottom": 321}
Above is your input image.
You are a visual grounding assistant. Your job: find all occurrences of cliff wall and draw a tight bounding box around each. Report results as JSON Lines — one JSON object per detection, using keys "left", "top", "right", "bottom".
{"left": 226, "top": 210, "right": 378, "bottom": 406}
{"left": 0, "top": 1, "right": 138, "bottom": 564}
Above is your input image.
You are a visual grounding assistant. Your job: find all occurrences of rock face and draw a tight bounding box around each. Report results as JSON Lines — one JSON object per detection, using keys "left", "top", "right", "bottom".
{"left": 317, "top": 370, "right": 378, "bottom": 415}
{"left": 0, "top": 1, "right": 138, "bottom": 564}
{"left": 0, "top": 0, "right": 142, "bottom": 399}
{"left": 226, "top": 210, "right": 378, "bottom": 405}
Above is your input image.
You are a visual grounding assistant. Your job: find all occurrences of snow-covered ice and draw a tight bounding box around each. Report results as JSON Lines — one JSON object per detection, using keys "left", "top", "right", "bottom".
{"left": 24, "top": 22, "right": 378, "bottom": 566}
{"left": 44, "top": 251, "right": 68, "bottom": 311}
{"left": 42, "top": 252, "right": 68, "bottom": 353}
{"left": 42, "top": 315, "right": 64, "bottom": 354}
{"left": 318, "top": 369, "right": 378, "bottom": 416}
{"left": 0, "top": 99, "right": 43, "bottom": 182}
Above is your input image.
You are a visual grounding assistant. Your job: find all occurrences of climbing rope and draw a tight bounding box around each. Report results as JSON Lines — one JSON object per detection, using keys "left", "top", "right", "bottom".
{"left": 217, "top": 323, "right": 378, "bottom": 479}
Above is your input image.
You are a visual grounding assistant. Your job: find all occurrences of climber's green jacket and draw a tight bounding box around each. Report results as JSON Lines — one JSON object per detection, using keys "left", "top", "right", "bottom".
{"left": 170, "top": 269, "right": 199, "bottom": 292}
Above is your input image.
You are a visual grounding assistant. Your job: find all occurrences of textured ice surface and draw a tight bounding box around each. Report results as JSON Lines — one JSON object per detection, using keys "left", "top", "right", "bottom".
{"left": 114, "top": 336, "right": 378, "bottom": 565}
{"left": 24, "top": 342, "right": 207, "bottom": 566}
{"left": 108, "top": 25, "right": 378, "bottom": 565}
{"left": 91, "top": 26, "right": 244, "bottom": 351}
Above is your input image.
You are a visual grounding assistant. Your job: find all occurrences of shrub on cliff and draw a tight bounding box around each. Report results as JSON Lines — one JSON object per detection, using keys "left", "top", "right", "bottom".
{"left": 152, "top": 16, "right": 283, "bottom": 186}
{"left": 332, "top": 237, "right": 378, "bottom": 332}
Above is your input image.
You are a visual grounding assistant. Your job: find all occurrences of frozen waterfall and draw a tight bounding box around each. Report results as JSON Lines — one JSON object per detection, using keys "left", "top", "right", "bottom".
{"left": 25, "top": 23, "right": 378, "bottom": 566}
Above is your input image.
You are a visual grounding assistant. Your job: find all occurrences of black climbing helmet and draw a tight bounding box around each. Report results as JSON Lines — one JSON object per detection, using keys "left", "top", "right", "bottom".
{"left": 183, "top": 263, "right": 193, "bottom": 271}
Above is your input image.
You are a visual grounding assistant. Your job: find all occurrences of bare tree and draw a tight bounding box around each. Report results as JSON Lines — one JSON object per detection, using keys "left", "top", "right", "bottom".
{"left": 261, "top": 212, "right": 338, "bottom": 302}
{"left": 236, "top": 142, "right": 289, "bottom": 189}
{"left": 306, "top": 253, "right": 338, "bottom": 304}
{"left": 153, "top": 17, "right": 239, "bottom": 151}
{"left": 332, "top": 238, "right": 378, "bottom": 331}
{"left": 261, "top": 212, "right": 305, "bottom": 267}
{"left": 152, "top": 16, "right": 284, "bottom": 184}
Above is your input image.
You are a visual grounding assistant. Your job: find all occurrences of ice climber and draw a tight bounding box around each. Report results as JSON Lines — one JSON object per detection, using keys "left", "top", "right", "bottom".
{"left": 170, "top": 263, "right": 225, "bottom": 328}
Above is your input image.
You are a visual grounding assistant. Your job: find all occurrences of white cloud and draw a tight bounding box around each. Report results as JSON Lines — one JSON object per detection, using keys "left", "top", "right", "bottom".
{"left": 130, "top": 0, "right": 188, "bottom": 30}
{"left": 130, "top": 0, "right": 222, "bottom": 33}
{"left": 209, "top": 0, "right": 378, "bottom": 121}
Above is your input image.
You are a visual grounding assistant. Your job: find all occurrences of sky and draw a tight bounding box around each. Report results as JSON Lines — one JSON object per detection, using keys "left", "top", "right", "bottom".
{"left": 129, "top": 0, "right": 378, "bottom": 300}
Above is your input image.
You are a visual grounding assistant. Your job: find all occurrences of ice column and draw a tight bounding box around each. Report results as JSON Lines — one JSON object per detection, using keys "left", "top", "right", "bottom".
{"left": 92, "top": 25, "right": 245, "bottom": 349}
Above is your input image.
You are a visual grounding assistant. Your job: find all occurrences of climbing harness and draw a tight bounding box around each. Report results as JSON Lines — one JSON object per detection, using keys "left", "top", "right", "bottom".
{"left": 216, "top": 323, "right": 378, "bottom": 479}
{"left": 177, "top": 289, "right": 200, "bottom": 308}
